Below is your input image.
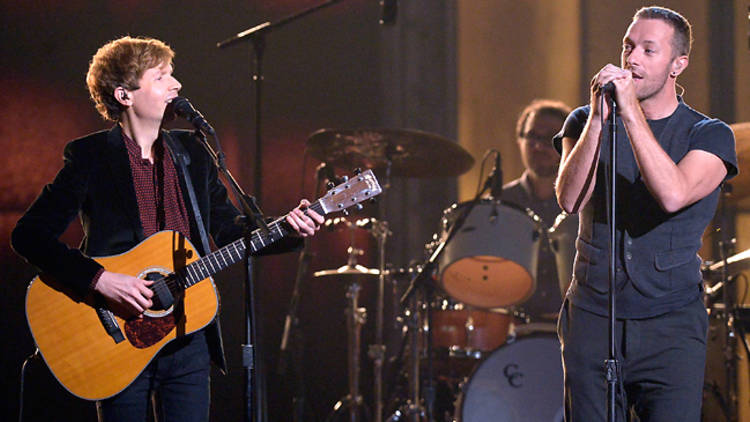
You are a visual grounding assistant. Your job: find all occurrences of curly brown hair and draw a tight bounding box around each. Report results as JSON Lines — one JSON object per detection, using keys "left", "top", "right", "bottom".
{"left": 86, "top": 36, "right": 175, "bottom": 121}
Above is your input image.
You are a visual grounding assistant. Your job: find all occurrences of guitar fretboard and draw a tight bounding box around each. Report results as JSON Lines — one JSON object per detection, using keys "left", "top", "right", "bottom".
{"left": 175, "top": 201, "right": 325, "bottom": 287}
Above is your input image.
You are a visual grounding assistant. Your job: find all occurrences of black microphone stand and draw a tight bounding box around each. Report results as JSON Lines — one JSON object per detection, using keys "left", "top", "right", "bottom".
{"left": 217, "top": 3, "right": 346, "bottom": 421}
{"left": 191, "top": 128, "right": 269, "bottom": 422}
{"left": 277, "top": 164, "right": 332, "bottom": 422}
{"left": 604, "top": 95, "right": 619, "bottom": 422}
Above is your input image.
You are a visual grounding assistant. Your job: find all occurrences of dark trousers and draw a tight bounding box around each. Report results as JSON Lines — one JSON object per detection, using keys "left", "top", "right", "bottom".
{"left": 96, "top": 331, "right": 211, "bottom": 422}
{"left": 558, "top": 298, "right": 708, "bottom": 422}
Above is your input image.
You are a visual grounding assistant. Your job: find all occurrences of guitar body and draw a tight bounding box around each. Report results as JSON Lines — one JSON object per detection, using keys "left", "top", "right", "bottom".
{"left": 25, "top": 230, "right": 218, "bottom": 400}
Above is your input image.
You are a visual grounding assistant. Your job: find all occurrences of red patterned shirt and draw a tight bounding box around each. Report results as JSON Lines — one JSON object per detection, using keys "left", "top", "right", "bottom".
{"left": 90, "top": 132, "right": 192, "bottom": 289}
{"left": 122, "top": 132, "right": 191, "bottom": 239}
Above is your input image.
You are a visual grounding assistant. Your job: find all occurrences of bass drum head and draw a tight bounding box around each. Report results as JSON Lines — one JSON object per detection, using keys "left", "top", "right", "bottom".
{"left": 458, "top": 333, "right": 564, "bottom": 422}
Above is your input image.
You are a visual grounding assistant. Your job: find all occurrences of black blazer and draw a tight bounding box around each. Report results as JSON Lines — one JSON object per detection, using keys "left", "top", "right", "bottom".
{"left": 12, "top": 125, "right": 299, "bottom": 372}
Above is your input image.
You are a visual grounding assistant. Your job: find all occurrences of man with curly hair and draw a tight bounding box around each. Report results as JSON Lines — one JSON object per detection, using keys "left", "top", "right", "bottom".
{"left": 12, "top": 36, "right": 323, "bottom": 422}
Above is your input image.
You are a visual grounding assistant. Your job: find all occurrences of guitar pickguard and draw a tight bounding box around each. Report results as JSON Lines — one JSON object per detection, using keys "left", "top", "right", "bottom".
{"left": 124, "top": 314, "right": 177, "bottom": 348}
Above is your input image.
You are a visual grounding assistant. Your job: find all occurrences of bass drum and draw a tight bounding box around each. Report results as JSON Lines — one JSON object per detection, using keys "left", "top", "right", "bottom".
{"left": 456, "top": 333, "right": 564, "bottom": 422}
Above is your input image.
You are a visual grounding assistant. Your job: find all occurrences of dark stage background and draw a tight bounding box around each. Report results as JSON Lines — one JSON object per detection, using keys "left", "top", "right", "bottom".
{"left": 1, "top": 1, "right": 459, "bottom": 421}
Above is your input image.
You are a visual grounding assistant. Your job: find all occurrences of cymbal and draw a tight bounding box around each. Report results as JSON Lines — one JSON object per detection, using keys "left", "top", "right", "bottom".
{"left": 728, "top": 122, "right": 750, "bottom": 205}
{"left": 313, "top": 264, "right": 381, "bottom": 278}
{"left": 704, "top": 247, "right": 750, "bottom": 279}
{"left": 306, "top": 128, "right": 474, "bottom": 178}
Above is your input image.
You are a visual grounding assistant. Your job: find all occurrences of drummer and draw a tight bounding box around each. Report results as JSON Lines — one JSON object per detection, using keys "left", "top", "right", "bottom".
{"left": 501, "top": 99, "right": 573, "bottom": 321}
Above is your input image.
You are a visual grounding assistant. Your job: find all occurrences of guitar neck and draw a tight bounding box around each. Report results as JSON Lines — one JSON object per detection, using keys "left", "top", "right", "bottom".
{"left": 176, "top": 201, "right": 325, "bottom": 287}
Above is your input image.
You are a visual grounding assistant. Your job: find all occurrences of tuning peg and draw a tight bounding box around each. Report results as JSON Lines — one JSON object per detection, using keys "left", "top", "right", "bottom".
{"left": 326, "top": 181, "right": 336, "bottom": 190}
{"left": 341, "top": 175, "right": 349, "bottom": 182}
{"left": 355, "top": 204, "right": 364, "bottom": 211}
{"left": 342, "top": 209, "right": 350, "bottom": 216}
{"left": 369, "top": 197, "right": 378, "bottom": 204}
{"left": 353, "top": 167, "right": 362, "bottom": 175}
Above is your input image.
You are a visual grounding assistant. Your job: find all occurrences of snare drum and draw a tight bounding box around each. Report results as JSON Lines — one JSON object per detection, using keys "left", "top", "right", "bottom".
{"left": 431, "top": 299, "right": 512, "bottom": 356}
{"left": 439, "top": 200, "right": 541, "bottom": 308}
{"left": 455, "top": 333, "right": 564, "bottom": 422}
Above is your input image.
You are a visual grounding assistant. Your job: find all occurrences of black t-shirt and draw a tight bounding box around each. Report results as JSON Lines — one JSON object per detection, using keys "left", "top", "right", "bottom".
{"left": 553, "top": 99, "right": 738, "bottom": 318}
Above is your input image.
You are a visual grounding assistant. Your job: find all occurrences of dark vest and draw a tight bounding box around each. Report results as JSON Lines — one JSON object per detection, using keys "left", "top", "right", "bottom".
{"left": 570, "top": 101, "right": 724, "bottom": 318}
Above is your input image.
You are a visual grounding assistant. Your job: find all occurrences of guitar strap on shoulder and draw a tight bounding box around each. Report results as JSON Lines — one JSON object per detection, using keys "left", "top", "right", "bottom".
{"left": 163, "top": 131, "right": 212, "bottom": 257}
{"left": 163, "top": 130, "right": 229, "bottom": 374}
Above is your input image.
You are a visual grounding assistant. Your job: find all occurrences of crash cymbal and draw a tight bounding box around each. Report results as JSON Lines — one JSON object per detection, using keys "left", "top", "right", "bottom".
{"left": 306, "top": 128, "right": 474, "bottom": 178}
{"left": 728, "top": 122, "right": 750, "bottom": 206}
{"left": 314, "top": 264, "right": 381, "bottom": 278}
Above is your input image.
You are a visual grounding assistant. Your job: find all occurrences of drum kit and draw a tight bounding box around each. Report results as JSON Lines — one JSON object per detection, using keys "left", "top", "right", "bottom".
{"left": 305, "top": 128, "right": 577, "bottom": 422}
{"left": 699, "top": 122, "right": 750, "bottom": 422}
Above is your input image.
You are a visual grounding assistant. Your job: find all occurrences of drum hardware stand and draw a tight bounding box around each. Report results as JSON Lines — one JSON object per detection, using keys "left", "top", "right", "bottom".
{"left": 390, "top": 182, "right": 491, "bottom": 422}
{"left": 217, "top": 4, "right": 347, "bottom": 419}
{"left": 325, "top": 246, "right": 370, "bottom": 422}
{"left": 370, "top": 158, "right": 392, "bottom": 422}
{"left": 368, "top": 218, "right": 391, "bottom": 422}
{"left": 385, "top": 286, "right": 428, "bottom": 422}
{"left": 705, "top": 182, "right": 740, "bottom": 422}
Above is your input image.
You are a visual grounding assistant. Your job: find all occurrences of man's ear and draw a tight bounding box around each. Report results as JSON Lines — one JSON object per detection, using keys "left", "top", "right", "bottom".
{"left": 114, "top": 86, "right": 132, "bottom": 106}
{"left": 671, "top": 56, "right": 688, "bottom": 78}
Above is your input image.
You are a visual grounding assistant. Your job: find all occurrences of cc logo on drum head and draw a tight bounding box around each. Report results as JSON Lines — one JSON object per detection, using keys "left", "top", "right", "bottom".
{"left": 503, "top": 363, "right": 524, "bottom": 388}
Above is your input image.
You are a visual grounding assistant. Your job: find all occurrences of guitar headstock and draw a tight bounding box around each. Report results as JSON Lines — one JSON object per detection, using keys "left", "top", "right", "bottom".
{"left": 317, "top": 169, "right": 382, "bottom": 215}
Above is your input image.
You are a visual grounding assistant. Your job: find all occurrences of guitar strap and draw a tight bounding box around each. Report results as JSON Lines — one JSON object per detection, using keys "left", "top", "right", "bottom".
{"left": 163, "top": 130, "right": 228, "bottom": 374}
{"left": 163, "top": 131, "right": 212, "bottom": 257}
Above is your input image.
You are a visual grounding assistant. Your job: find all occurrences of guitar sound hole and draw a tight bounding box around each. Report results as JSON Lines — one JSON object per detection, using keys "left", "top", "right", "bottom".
{"left": 144, "top": 272, "right": 169, "bottom": 311}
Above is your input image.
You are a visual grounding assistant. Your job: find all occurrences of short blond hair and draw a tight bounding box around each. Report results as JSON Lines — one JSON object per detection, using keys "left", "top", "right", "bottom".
{"left": 86, "top": 36, "right": 175, "bottom": 121}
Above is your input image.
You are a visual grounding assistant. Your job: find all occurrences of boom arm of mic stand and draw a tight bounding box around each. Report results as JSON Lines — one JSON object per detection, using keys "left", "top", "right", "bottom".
{"left": 216, "top": 0, "right": 347, "bottom": 49}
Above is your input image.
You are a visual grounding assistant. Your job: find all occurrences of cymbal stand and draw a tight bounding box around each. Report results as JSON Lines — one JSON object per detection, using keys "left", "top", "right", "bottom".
{"left": 386, "top": 287, "right": 425, "bottom": 422}
{"left": 370, "top": 159, "right": 392, "bottom": 422}
{"left": 326, "top": 246, "right": 369, "bottom": 422}
{"left": 719, "top": 237, "right": 738, "bottom": 422}
{"left": 368, "top": 219, "right": 391, "bottom": 422}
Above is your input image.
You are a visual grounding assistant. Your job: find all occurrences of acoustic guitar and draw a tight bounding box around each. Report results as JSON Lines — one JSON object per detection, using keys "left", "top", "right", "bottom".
{"left": 25, "top": 169, "right": 381, "bottom": 400}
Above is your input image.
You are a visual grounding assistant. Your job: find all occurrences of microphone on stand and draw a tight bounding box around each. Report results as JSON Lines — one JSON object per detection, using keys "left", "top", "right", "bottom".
{"left": 489, "top": 150, "right": 503, "bottom": 199}
{"left": 172, "top": 96, "right": 216, "bottom": 135}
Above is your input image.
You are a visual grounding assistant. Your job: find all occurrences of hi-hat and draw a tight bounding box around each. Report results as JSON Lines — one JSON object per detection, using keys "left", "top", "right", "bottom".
{"left": 314, "top": 264, "right": 381, "bottom": 278}
{"left": 306, "top": 128, "right": 474, "bottom": 178}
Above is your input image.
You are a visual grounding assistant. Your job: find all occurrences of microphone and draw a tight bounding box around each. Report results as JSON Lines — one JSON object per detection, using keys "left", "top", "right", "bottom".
{"left": 171, "top": 97, "right": 216, "bottom": 135}
{"left": 380, "top": 0, "right": 398, "bottom": 25}
{"left": 489, "top": 150, "right": 503, "bottom": 199}
{"left": 601, "top": 81, "right": 615, "bottom": 96}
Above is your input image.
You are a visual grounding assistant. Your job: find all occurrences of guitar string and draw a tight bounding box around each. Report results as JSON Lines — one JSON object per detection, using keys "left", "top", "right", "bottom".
{"left": 153, "top": 203, "right": 324, "bottom": 295}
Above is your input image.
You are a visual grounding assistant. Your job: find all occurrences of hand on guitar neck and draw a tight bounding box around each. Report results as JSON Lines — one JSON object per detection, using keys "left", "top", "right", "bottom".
{"left": 286, "top": 199, "right": 324, "bottom": 237}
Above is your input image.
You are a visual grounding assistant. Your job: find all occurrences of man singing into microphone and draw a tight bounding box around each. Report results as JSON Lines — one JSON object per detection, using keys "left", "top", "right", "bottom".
{"left": 11, "top": 36, "right": 323, "bottom": 422}
{"left": 555, "top": 7, "right": 736, "bottom": 421}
